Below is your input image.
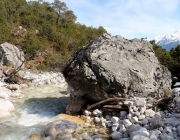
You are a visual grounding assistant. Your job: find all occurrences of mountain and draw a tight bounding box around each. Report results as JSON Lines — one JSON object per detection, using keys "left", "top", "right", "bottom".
{"left": 147, "top": 30, "right": 180, "bottom": 51}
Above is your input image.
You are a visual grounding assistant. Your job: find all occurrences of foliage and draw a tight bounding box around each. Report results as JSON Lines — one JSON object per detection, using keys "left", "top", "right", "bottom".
{"left": 150, "top": 40, "right": 180, "bottom": 81}
{"left": 0, "top": 0, "right": 107, "bottom": 71}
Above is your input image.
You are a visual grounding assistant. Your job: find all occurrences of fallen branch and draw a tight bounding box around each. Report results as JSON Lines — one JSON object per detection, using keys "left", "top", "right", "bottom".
{"left": 103, "top": 105, "right": 128, "bottom": 110}
{"left": 87, "top": 98, "right": 134, "bottom": 110}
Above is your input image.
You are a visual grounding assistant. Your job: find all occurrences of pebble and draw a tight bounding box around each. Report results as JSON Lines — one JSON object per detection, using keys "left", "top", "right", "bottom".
{"left": 123, "top": 119, "right": 132, "bottom": 128}
{"left": 111, "top": 116, "right": 119, "bottom": 124}
{"left": 145, "top": 109, "right": 155, "bottom": 118}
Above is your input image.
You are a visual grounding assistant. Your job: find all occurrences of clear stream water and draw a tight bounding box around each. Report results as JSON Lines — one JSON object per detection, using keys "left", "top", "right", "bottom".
{"left": 0, "top": 85, "right": 69, "bottom": 140}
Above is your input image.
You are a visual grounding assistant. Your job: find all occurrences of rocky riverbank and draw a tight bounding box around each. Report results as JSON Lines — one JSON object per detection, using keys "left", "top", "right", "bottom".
{"left": 0, "top": 67, "right": 67, "bottom": 119}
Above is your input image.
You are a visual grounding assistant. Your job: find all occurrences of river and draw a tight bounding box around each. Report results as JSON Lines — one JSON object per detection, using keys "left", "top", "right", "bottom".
{"left": 0, "top": 85, "right": 69, "bottom": 140}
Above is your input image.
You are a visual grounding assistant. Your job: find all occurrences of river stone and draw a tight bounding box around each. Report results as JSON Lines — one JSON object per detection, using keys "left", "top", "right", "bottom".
{"left": 0, "top": 42, "right": 24, "bottom": 69}
{"left": 150, "top": 117, "right": 164, "bottom": 129}
{"left": 64, "top": 33, "right": 171, "bottom": 102}
{"left": 44, "top": 120, "right": 77, "bottom": 139}
{"left": 0, "top": 99, "right": 15, "bottom": 118}
{"left": 29, "top": 131, "right": 42, "bottom": 140}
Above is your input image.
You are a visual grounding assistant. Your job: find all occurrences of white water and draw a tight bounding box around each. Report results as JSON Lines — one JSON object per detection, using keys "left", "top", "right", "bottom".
{"left": 0, "top": 85, "right": 69, "bottom": 140}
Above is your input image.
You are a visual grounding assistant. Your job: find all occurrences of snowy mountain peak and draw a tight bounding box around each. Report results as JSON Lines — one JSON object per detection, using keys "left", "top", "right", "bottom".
{"left": 148, "top": 30, "right": 180, "bottom": 51}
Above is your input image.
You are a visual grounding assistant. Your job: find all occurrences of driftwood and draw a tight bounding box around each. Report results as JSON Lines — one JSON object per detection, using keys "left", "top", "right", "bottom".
{"left": 103, "top": 105, "right": 128, "bottom": 110}
{"left": 87, "top": 98, "right": 134, "bottom": 110}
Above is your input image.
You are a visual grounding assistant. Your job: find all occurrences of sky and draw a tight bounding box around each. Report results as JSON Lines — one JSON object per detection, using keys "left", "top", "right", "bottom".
{"left": 27, "top": 0, "right": 180, "bottom": 39}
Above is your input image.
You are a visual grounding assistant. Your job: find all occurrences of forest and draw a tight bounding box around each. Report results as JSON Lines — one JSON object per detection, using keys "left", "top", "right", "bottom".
{"left": 0, "top": 0, "right": 179, "bottom": 82}
{"left": 151, "top": 41, "right": 180, "bottom": 83}
{"left": 0, "top": 0, "right": 107, "bottom": 71}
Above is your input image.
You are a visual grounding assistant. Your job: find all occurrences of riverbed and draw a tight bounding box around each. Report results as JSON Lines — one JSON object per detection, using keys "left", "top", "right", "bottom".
{"left": 0, "top": 85, "right": 69, "bottom": 140}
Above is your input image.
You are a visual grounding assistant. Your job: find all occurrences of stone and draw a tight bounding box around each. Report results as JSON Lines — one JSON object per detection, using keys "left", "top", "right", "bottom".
{"left": 138, "top": 115, "right": 145, "bottom": 120}
{"left": 120, "top": 111, "right": 128, "bottom": 117}
{"left": 112, "top": 123, "right": 119, "bottom": 132}
{"left": 130, "top": 135, "right": 150, "bottom": 140}
{"left": 94, "top": 117, "right": 101, "bottom": 123}
{"left": 134, "top": 98, "right": 146, "bottom": 107}
{"left": 126, "top": 124, "right": 142, "bottom": 135}
{"left": 0, "top": 88, "right": 9, "bottom": 99}
{"left": 131, "top": 116, "right": 138, "bottom": 123}
{"left": 123, "top": 119, "right": 132, "bottom": 128}
{"left": 119, "top": 124, "right": 126, "bottom": 133}
{"left": 0, "top": 42, "right": 25, "bottom": 69}
{"left": 149, "top": 130, "right": 162, "bottom": 138}
{"left": 124, "top": 101, "right": 134, "bottom": 106}
{"left": 140, "top": 119, "right": 149, "bottom": 125}
{"left": 160, "top": 133, "right": 174, "bottom": 140}
{"left": 123, "top": 132, "right": 129, "bottom": 138}
{"left": 110, "top": 131, "right": 123, "bottom": 140}
{"left": 139, "top": 107, "right": 146, "bottom": 114}
{"left": 44, "top": 120, "right": 77, "bottom": 139}
{"left": 0, "top": 99, "right": 15, "bottom": 119}
{"left": 6, "top": 84, "right": 20, "bottom": 90}
{"left": 111, "top": 116, "right": 119, "bottom": 124}
{"left": 150, "top": 117, "right": 164, "bottom": 129}
{"left": 84, "top": 110, "right": 92, "bottom": 116}
{"left": 176, "top": 125, "right": 180, "bottom": 135}
{"left": 130, "top": 128, "right": 150, "bottom": 138}
{"left": 92, "top": 109, "right": 102, "bottom": 116}
{"left": 64, "top": 34, "right": 172, "bottom": 103}
{"left": 163, "top": 126, "right": 172, "bottom": 134}
{"left": 134, "top": 112, "right": 141, "bottom": 117}
{"left": 91, "top": 135, "right": 102, "bottom": 140}
{"left": 145, "top": 109, "right": 155, "bottom": 118}
{"left": 29, "top": 131, "right": 42, "bottom": 140}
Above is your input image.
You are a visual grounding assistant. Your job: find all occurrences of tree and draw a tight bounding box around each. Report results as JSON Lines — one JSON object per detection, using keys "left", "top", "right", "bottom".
{"left": 51, "top": 0, "right": 68, "bottom": 24}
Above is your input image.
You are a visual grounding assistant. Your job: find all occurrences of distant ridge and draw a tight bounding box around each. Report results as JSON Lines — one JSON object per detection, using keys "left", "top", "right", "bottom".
{"left": 147, "top": 30, "right": 180, "bottom": 51}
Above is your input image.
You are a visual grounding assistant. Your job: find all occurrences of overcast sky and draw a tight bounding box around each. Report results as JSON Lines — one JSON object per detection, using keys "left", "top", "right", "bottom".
{"left": 28, "top": 0, "right": 180, "bottom": 39}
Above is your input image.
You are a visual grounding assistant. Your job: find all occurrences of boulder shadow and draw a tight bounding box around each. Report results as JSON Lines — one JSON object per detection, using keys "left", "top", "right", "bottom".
{"left": 22, "top": 96, "right": 70, "bottom": 118}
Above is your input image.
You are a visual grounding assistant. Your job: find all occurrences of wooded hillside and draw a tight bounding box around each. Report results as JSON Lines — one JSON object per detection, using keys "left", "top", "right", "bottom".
{"left": 0, "top": 0, "right": 107, "bottom": 71}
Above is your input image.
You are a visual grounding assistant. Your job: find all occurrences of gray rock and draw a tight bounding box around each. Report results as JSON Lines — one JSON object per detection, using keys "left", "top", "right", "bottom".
{"left": 120, "top": 111, "right": 128, "bottom": 117}
{"left": 150, "top": 117, "right": 164, "bottom": 129}
{"left": 177, "top": 125, "right": 180, "bottom": 135}
{"left": 138, "top": 115, "right": 145, "bottom": 120}
{"left": 64, "top": 34, "right": 172, "bottom": 103}
{"left": 130, "top": 135, "right": 149, "bottom": 140}
{"left": 112, "top": 123, "right": 119, "bottom": 132}
{"left": 94, "top": 117, "right": 100, "bottom": 123}
{"left": 110, "top": 131, "right": 123, "bottom": 140}
{"left": 91, "top": 135, "right": 102, "bottom": 140}
{"left": 92, "top": 109, "right": 102, "bottom": 116}
{"left": 134, "top": 99, "right": 146, "bottom": 107}
{"left": 123, "top": 132, "right": 129, "bottom": 138}
{"left": 140, "top": 119, "right": 149, "bottom": 125}
{"left": 119, "top": 124, "right": 126, "bottom": 133}
{"left": 131, "top": 128, "right": 150, "bottom": 137}
{"left": 44, "top": 120, "right": 77, "bottom": 139}
{"left": 0, "top": 42, "right": 24, "bottom": 69}
{"left": 80, "top": 133, "right": 93, "bottom": 140}
{"left": 160, "top": 133, "right": 174, "bottom": 140}
{"left": 139, "top": 107, "right": 146, "bottom": 114}
{"left": 126, "top": 124, "right": 142, "bottom": 135}
{"left": 123, "top": 119, "right": 132, "bottom": 128}
{"left": 149, "top": 130, "right": 162, "bottom": 138}
{"left": 111, "top": 116, "right": 119, "bottom": 124}
{"left": 145, "top": 109, "right": 155, "bottom": 118}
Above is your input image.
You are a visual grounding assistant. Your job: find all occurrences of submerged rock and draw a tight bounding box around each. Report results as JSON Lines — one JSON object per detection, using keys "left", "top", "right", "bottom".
{"left": 44, "top": 120, "right": 77, "bottom": 139}
{"left": 64, "top": 33, "right": 171, "bottom": 102}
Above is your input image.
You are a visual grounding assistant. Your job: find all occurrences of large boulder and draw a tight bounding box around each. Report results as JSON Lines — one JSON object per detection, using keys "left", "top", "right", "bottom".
{"left": 64, "top": 34, "right": 172, "bottom": 102}
{"left": 0, "top": 42, "right": 24, "bottom": 69}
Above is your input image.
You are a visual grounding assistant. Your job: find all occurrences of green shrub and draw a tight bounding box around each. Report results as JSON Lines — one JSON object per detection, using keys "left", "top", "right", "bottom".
{"left": 37, "top": 63, "right": 48, "bottom": 71}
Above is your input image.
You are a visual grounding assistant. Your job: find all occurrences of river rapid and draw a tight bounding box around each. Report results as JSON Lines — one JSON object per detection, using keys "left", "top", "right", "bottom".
{"left": 0, "top": 85, "right": 69, "bottom": 140}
